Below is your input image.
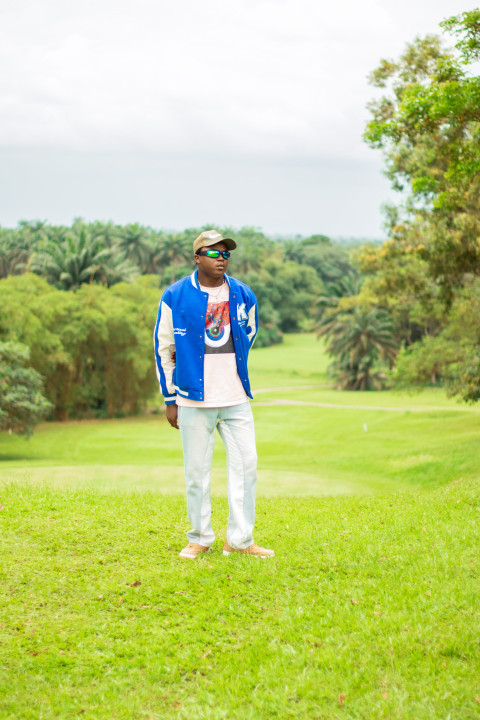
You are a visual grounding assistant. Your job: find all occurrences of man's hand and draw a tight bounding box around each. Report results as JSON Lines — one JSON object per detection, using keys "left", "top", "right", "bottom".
{"left": 166, "top": 404, "right": 179, "bottom": 430}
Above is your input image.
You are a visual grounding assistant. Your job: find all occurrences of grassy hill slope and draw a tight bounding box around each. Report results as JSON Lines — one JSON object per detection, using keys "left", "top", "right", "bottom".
{"left": 0, "top": 335, "right": 478, "bottom": 496}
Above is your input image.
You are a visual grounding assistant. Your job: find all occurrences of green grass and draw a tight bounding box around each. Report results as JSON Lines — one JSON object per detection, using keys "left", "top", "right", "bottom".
{"left": 1, "top": 336, "right": 479, "bottom": 496}
{"left": 1, "top": 405, "right": 479, "bottom": 495}
{"left": 255, "top": 385, "right": 479, "bottom": 410}
{"left": 1, "top": 333, "right": 479, "bottom": 718}
{"left": 249, "top": 332, "right": 331, "bottom": 388}
{"left": 1, "top": 481, "right": 479, "bottom": 719}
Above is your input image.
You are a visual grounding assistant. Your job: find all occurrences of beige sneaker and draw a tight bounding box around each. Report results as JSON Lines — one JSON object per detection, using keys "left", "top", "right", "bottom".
{"left": 179, "top": 542, "right": 210, "bottom": 559}
{"left": 223, "top": 541, "right": 275, "bottom": 558}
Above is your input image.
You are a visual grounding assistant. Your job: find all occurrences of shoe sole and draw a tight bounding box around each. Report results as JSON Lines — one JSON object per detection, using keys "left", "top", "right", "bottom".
{"left": 179, "top": 548, "right": 210, "bottom": 559}
{"left": 223, "top": 550, "right": 271, "bottom": 558}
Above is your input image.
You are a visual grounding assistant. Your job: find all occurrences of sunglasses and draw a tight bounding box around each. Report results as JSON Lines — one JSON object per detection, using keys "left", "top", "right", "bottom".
{"left": 197, "top": 249, "right": 231, "bottom": 259}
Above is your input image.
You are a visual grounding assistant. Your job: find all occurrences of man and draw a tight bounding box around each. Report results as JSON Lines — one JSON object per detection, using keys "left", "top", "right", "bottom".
{"left": 154, "top": 229, "right": 274, "bottom": 559}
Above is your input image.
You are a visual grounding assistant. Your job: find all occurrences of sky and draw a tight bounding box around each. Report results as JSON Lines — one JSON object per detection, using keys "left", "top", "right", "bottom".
{"left": 0, "top": 0, "right": 472, "bottom": 238}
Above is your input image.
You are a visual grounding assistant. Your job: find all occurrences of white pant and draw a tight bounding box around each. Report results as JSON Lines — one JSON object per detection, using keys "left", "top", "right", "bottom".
{"left": 178, "top": 402, "right": 257, "bottom": 549}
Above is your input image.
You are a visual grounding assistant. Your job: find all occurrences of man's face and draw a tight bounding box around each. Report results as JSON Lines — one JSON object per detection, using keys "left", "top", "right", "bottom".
{"left": 195, "top": 241, "right": 229, "bottom": 282}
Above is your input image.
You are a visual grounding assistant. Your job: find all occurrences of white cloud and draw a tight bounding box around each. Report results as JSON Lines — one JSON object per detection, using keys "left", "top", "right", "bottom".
{"left": 0, "top": 0, "right": 468, "bottom": 158}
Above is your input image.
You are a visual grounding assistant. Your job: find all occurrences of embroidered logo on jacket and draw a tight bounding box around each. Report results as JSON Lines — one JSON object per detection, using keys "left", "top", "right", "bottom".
{"left": 237, "top": 303, "right": 248, "bottom": 324}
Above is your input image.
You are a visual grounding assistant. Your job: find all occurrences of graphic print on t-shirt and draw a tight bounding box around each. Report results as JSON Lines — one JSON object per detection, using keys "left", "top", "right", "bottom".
{"left": 205, "top": 300, "right": 235, "bottom": 354}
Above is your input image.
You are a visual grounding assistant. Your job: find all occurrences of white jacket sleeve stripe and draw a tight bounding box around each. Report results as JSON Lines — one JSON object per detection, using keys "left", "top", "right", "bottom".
{"left": 154, "top": 300, "right": 176, "bottom": 398}
{"left": 247, "top": 303, "right": 257, "bottom": 346}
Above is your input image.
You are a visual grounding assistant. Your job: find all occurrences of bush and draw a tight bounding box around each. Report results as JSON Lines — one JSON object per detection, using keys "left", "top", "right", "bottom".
{"left": 0, "top": 341, "right": 51, "bottom": 436}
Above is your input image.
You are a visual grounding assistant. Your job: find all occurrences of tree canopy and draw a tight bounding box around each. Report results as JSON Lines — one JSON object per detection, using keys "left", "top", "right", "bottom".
{"left": 351, "top": 9, "right": 480, "bottom": 402}
{"left": 364, "top": 10, "right": 480, "bottom": 299}
{"left": 0, "top": 224, "right": 360, "bottom": 424}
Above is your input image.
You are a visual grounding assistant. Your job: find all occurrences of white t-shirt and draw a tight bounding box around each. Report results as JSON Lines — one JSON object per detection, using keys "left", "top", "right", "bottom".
{"left": 176, "top": 281, "right": 249, "bottom": 408}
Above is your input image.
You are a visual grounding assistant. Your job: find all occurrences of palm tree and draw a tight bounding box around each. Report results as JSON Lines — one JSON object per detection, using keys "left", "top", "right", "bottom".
{"left": 91, "top": 221, "right": 122, "bottom": 249}
{"left": 32, "top": 226, "right": 137, "bottom": 290}
{"left": 315, "top": 273, "right": 363, "bottom": 324}
{"left": 116, "top": 223, "right": 153, "bottom": 272}
{"left": 153, "top": 232, "right": 192, "bottom": 283}
{"left": 141, "top": 232, "right": 168, "bottom": 275}
{"left": 319, "top": 305, "right": 398, "bottom": 390}
{"left": 0, "top": 233, "right": 23, "bottom": 278}
{"left": 0, "top": 220, "right": 51, "bottom": 278}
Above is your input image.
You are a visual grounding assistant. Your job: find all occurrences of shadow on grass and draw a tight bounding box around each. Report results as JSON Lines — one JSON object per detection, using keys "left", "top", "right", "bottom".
{"left": 0, "top": 453, "right": 42, "bottom": 462}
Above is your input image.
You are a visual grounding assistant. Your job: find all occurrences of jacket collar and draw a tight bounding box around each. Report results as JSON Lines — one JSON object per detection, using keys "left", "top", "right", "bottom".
{"left": 191, "top": 269, "right": 232, "bottom": 290}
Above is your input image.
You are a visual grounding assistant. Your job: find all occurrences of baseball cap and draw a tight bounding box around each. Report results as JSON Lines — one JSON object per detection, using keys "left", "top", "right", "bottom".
{"left": 193, "top": 229, "right": 237, "bottom": 254}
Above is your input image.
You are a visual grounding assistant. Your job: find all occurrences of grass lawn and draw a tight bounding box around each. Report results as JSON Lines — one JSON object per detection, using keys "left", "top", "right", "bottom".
{"left": 0, "top": 337, "right": 479, "bottom": 496}
{"left": 0, "top": 404, "right": 479, "bottom": 496}
{"left": 1, "top": 333, "right": 479, "bottom": 718}
{"left": 1, "top": 481, "right": 479, "bottom": 719}
{"left": 249, "top": 332, "right": 331, "bottom": 388}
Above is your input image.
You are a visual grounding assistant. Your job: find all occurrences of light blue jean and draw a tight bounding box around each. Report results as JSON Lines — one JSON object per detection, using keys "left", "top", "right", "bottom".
{"left": 178, "top": 402, "right": 257, "bottom": 549}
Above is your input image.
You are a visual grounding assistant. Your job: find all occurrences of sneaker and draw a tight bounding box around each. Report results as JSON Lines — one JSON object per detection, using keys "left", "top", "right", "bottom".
{"left": 223, "top": 541, "right": 275, "bottom": 558}
{"left": 179, "top": 542, "right": 210, "bottom": 559}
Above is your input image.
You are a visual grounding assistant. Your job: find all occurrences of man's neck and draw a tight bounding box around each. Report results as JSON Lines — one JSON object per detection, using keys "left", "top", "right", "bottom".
{"left": 197, "top": 271, "right": 225, "bottom": 288}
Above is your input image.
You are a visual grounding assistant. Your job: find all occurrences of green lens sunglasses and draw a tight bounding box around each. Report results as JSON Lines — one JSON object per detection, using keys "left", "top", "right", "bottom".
{"left": 197, "top": 250, "right": 231, "bottom": 259}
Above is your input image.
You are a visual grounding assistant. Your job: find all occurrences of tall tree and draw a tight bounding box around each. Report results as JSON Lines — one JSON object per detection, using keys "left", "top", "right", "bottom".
{"left": 32, "top": 224, "right": 137, "bottom": 290}
{"left": 116, "top": 223, "right": 153, "bottom": 272}
{"left": 153, "top": 231, "right": 192, "bottom": 284}
{"left": 0, "top": 222, "right": 44, "bottom": 278}
{"left": 318, "top": 305, "right": 397, "bottom": 391}
{"left": 362, "top": 10, "right": 480, "bottom": 400}
{"left": 91, "top": 220, "right": 122, "bottom": 249}
{"left": 364, "top": 11, "right": 480, "bottom": 299}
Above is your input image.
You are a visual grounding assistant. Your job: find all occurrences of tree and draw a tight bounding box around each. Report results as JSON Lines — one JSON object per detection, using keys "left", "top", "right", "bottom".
{"left": 116, "top": 223, "right": 153, "bottom": 272}
{"left": 284, "top": 235, "right": 354, "bottom": 289}
{"left": 0, "top": 224, "right": 41, "bottom": 278}
{"left": 31, "top": 223, "right": 137, "bottom": 290}
{"left": 394, "top": 277, "right": 480, "bottom": 402}
{"left": 318, "top": 306, "right": 398, "bottom": 391}
{"left": 152, "top": 231, "right": 192, "bottom": 284}
{"left": 364, "top": 11, "right": 480, "bottom": 299}
{"left": 362, "top": 10, "right": 480, "bottom": 400}
{"left": 227, "top": 227, "right": 274, "bottom": 275}
{"left": 0, "top": 341, "right": 52, "bottom": 436}
{"left": 316, "top": 273, "right": 363, "bottom": 325}
{"left": 0, "top": 274, "right": 159, "bottom": 420}
{"left": 91, "top": 220, "right": 122, "bottom": 249}
{"left": 354, "top": 237, "right": 448, "bottom": 347}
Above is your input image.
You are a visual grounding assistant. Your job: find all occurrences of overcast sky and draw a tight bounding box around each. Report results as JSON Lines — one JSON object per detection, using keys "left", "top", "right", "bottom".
{"left": 0, "top": 0, "right": 472, "bottom": 238}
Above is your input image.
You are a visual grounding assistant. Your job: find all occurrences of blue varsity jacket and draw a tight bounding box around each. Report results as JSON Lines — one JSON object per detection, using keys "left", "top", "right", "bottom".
{"left": 153, "top": 270, "right": 258, "bottom": 405}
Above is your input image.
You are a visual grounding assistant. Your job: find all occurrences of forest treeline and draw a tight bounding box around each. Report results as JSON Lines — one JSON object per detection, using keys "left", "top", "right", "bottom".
{"left": 0, "top": 223, "right": 356, "bottom": 427}
{"left": 2, "top": 10, "right": 480, "bottom": 434}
